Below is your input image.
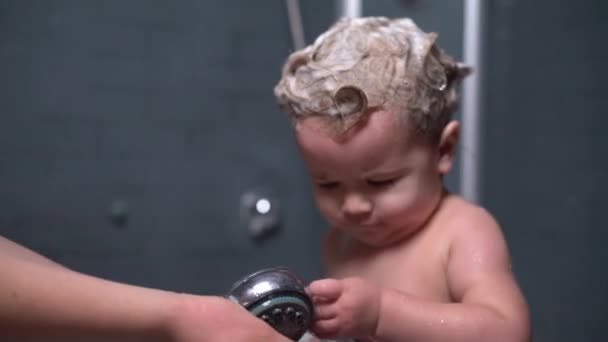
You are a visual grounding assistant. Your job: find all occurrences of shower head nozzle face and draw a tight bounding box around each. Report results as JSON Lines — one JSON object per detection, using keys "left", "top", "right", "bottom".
{"left": 227, "top": 267, "right": 314, "bottom": 341}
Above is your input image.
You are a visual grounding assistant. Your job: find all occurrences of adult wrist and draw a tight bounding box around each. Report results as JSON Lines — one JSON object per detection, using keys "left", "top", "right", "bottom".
{"left": 163, "top": 293, "right": 229, "bottom": 341}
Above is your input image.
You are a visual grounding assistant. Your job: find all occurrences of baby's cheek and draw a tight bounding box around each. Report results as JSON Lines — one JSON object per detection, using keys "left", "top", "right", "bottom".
{"left": 377, "top": 190, "right": 417, "bottom": 218}
{"left": 315, "top": 194, "right": 341, "bottom": 220}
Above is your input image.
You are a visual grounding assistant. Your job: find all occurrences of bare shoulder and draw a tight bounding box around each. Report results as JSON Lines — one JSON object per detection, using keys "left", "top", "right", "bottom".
{"left": 441, "top": 195, "right": 530, "bottom": 338}
{"left": 442, "top": 195, "right": 529, "bottom": 325}
{"left": 439, "top": 194, "right": 500, "bottom": 229}
{"left": 440, "top": 195, "right": 508, "bottom": 260}
{"left": 438, "top": 195, "right": 517, "bottom": 294}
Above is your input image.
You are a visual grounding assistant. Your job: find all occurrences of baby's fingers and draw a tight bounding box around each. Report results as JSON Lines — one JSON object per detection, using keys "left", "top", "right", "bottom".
{"left": 311, "top": 317, "right": 341, "bottom": 339}
{"left": 307, "top": 278, "right": 343, "bottom": 300}
{"left": 313, "top": 302, "right": 337, "bottom": 320}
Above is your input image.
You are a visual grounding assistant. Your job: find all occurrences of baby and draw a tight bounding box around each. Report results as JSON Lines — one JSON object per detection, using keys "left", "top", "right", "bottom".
{"left": 274, "top": 17, "right": 530, "bottom": 341}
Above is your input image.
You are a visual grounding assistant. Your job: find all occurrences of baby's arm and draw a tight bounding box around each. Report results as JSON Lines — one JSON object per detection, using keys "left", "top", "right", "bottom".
{"left": 309, "top": 209, "right": 530, "bottom": 342}
{"left": 373, "top": 209, "right": 530, "bottom": 341}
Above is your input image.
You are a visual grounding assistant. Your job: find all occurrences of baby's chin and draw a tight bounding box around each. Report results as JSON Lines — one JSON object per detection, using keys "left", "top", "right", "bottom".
{"left": 348, "top": 223, "right": 422, "bottom": 247}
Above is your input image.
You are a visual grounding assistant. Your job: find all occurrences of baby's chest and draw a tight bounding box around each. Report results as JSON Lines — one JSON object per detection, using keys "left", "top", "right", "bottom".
{"left": 328, "top": 245, "right": 450, "bottom": 301}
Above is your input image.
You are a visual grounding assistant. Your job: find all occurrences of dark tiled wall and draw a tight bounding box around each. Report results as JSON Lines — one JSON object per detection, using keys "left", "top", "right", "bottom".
{"left": 0, "top": 0, "right": 335, "bottom": 294}
{"left": 6, "top": 1, "right": 602, "bottom": 340}
{"left": 483, "top": 1, "right": 608, "bottom": 340}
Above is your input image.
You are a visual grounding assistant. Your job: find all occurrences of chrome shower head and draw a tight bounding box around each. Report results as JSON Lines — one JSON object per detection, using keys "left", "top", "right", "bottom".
{"left": 227, "top": 267, "right": 313, "bottom": 341}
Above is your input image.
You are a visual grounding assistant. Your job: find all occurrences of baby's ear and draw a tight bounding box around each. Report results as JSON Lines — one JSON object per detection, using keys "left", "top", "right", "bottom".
{"left": 437, "top": 121, "right": 460, "bottom": 175}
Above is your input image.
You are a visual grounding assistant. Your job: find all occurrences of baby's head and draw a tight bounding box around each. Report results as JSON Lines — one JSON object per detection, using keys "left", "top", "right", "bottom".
{"left": 274, "top": 17, "right": 470, "bottom": 246}
{"left": 274, "top": 16, "right": 470, "bottom": 142}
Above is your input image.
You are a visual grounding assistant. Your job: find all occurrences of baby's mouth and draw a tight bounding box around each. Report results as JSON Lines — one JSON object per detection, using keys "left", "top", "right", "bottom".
{"left": 355, "top": 222, "right": 382, "bottom": 231}
{"left": 337, "top": 217, "right": 381, "bottom": 231}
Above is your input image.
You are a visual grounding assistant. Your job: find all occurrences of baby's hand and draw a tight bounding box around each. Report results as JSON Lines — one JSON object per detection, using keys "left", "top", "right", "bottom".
{"left": 306, "top": 277, "right": 381, "bottom": 340}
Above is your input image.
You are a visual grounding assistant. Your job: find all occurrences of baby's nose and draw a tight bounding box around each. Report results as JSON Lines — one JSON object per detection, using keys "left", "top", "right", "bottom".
{"left": 341, "top": 193, "right": 372, "bottom": 218}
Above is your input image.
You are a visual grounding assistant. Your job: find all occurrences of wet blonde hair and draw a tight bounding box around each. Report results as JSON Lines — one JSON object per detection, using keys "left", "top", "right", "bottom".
{"left": 274, "top": 16, "right": 471, "bottom": 142}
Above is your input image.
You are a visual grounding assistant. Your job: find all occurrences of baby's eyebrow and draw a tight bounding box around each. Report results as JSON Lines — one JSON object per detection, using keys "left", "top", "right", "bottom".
{"left": 364, "top": 167, "right": 407, "bottom": 178}
{"left": 311, "top": 171, "right": 330, "bottom": 180}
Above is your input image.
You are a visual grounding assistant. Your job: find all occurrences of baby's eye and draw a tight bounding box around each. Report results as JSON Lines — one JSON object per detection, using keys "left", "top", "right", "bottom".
{"left": 367, "top": 178, "right": 396, "bottom": 187}
{"left": 316, "top": 181, "right": 339, "bottom": 190}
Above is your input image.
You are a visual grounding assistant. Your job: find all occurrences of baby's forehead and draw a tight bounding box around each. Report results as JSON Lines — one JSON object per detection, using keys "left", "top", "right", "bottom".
{"left": 296, "top": 109, "right": 410, "bottom": 141}
{"left": 295, "top": 110, "right": 417, "bottom": 163}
